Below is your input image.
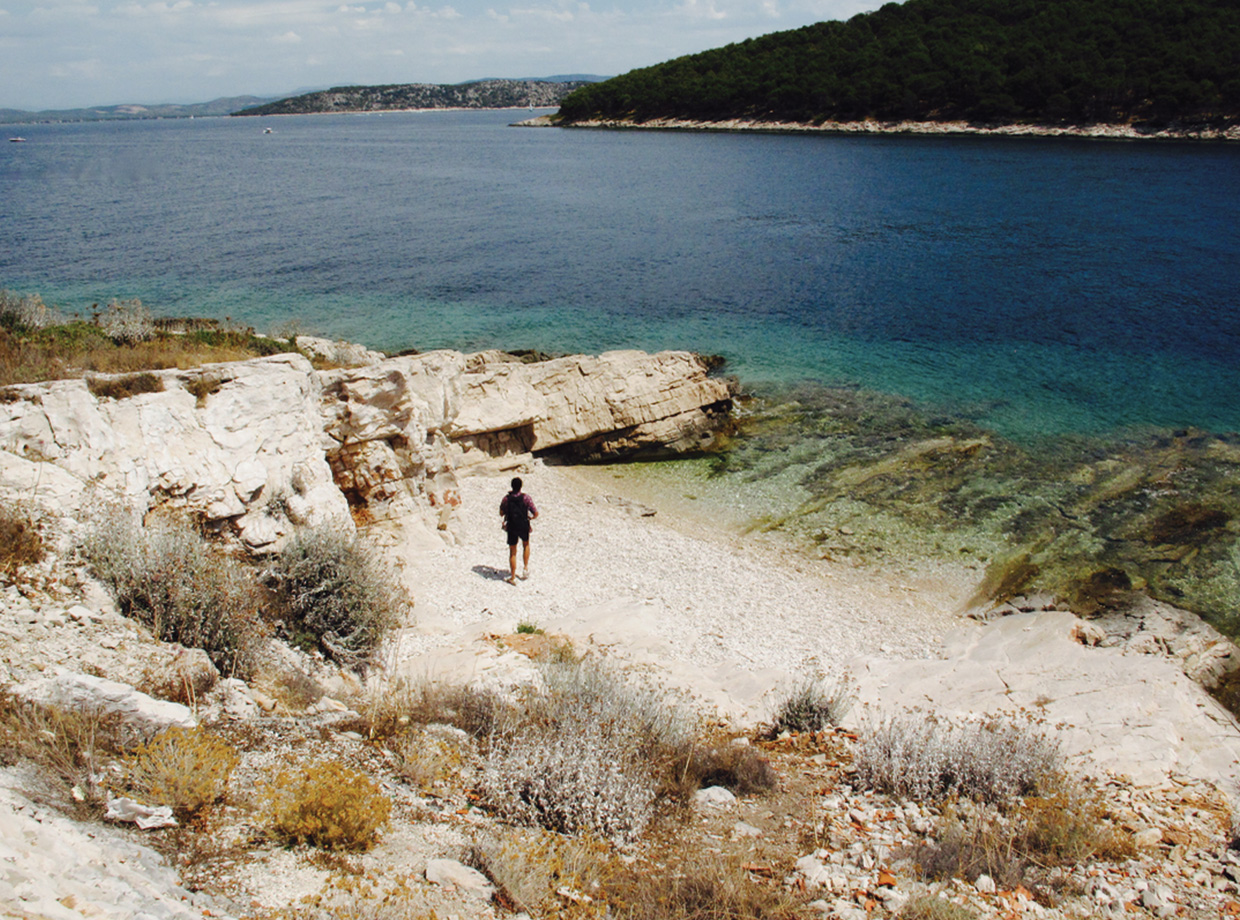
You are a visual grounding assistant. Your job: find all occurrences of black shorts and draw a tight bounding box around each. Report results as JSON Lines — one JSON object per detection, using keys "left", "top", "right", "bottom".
{"left": 506, "top": 522, "right": 530, "bottom": 546}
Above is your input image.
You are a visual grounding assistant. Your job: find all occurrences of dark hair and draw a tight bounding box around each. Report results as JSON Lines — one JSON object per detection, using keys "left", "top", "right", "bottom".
{"left": 510, "top": 477, "right": 523, "bottom": 492}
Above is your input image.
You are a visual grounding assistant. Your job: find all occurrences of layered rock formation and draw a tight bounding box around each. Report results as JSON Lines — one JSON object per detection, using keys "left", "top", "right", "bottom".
{"left": 0, "top": 348, "right": 732, "bottom": 550}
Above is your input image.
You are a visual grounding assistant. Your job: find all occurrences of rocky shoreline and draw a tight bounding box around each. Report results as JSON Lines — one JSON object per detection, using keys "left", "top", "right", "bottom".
{"left": 3, "top": 339, "right": 1240, "bottom": 920}
{"left": 517, "top": 113, "right": 1240, "bottom": 141}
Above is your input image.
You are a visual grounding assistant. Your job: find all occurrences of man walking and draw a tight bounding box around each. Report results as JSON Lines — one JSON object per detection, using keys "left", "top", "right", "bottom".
{"left": 500, "top": 477, "right": 538, "bottom": 584}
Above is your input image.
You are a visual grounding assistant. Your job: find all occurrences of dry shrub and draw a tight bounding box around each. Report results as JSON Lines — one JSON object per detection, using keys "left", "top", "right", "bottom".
{"left": 674, "top": 740, "right": 777, "bottom": 798}
{"left": 81, "top": 509, "right": 266, "bottom": 677}
{"left": 479, "top": 662, "right": 694, "bottom": 842}
{"left": 260, "top": 759, "right": 391, "bottom": 850}
{"left": 854, "top": 711, "right": 1062, "bottom": 804}
{"left": 124, "top": 726, "right": 239, "bottom": 819}
{"left": 1017, "top": 779, "right": 1136, "bottom": 866}
{"left": 900, "top": 895, "right": 978, "bottom": 920}
{"left": 604, "top": 857, "right": 794, "bottom": 920}
{"left": 909, "top": 780, "right": 1134, "bottom": 887}
{"left": 358, "top": 676, "right": 505, "bottom": 741}
{"left": 0, "top": 690, "right": 124, "bottom": 807}
{"left": 765, "top": 676, "right": 851, "bottom": 737}
{"left": 467, "top": 828, "right": 614, "bottom": 916}
{"left": 264, "top": 527, "right": 409, "bottom": 673}
{"left": 0, "top": 503, "right": 45, "bottom": 577}
{"left": 0, "top": 289, "right": 62, "bottom": 330}
{"left": 96, "top": 298, "right": 155, "bottom": 345}
{"left": 86, "top": 371, "right": 165, "bottom": 400}
{"left": 183, "top": 372, "right": 225, "bottom": 407}
{"left": 389, "top": 727, "right": 466, "bottom": 791}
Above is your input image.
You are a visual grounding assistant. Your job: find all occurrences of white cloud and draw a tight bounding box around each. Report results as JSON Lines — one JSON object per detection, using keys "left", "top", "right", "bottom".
{"left": 47, "top": 57, "right": 103, "bottom": 78}
{"left": 511, "top": 5, "right": 574, "bottom": 21}
{"left": 674, "top": 0, "right": 727, "bottom": 21}
{"left": 273, "top": 28, "right": 300, "bottom": 40}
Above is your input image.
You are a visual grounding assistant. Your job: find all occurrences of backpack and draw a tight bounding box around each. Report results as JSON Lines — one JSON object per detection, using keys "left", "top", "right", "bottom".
{"left": 503, "top": 492, "right": 529, "bottom": 530}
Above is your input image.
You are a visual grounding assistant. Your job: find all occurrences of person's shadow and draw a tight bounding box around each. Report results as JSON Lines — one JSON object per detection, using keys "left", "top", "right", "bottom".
{"left": 471, "top": 565, "right": 511, "bottom": 582}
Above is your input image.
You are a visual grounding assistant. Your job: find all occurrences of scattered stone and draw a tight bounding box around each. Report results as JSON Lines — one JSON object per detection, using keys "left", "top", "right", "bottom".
{"left": 695, "top": 786, "right": 737, "bottom": 809}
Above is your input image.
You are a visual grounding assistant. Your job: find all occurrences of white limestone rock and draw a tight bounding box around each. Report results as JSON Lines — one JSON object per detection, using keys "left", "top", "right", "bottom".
{"left": 425, "top": 858, "right": 496, "bottom": 899}
{"left": 13, "top": 670, "right": 196, "bottom": 739}
{"left": 851, "top": 611, "right": 1240, "bottom": 789}
{"left": 295, "top": 335, "right": 386, "bottom": 367}
{"left": 0, "top": 355, "right": 352, "bottom": 537}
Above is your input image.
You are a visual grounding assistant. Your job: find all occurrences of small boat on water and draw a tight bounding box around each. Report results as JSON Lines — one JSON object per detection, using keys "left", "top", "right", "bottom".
{"left": 263, "top": 127, "right": 273, "bottom": 134}
{"left": 8, "top": 137, "right": 26, "bottom": 143}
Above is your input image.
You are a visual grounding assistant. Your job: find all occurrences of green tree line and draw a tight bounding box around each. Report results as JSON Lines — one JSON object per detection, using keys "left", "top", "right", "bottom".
{"left": 558, "top": 0, "right": 1240, "bottom": 126}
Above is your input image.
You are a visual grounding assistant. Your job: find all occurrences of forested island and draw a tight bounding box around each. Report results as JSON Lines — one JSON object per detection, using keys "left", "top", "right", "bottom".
{"left": 556, "top": 0, "right": 1240, "bottom": 130}
{"left": 236, "top": 79, "right": 592, "bottom": 116}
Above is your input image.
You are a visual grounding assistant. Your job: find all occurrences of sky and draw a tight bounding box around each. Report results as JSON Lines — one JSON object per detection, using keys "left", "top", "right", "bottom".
{"left": 0, "top": 0, "right": 881, "bottom": 110}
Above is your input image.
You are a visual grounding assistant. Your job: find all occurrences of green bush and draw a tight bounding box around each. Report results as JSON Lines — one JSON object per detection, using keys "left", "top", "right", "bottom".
{"left": 264, "top": 527, "right": 408, "bottom": 672}
{"left": 82, "top": 511, "right": 265, "bottom": 677}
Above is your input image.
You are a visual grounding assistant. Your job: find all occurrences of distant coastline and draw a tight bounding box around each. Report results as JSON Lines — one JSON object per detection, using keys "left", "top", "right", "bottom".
{"left": 519, "top": 114, "right": 1240, "bottom": 141}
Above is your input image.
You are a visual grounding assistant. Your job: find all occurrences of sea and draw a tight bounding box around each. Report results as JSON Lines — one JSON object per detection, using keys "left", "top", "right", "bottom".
{"left": 3, "top": 109, "right": 1239, "bottom": 628}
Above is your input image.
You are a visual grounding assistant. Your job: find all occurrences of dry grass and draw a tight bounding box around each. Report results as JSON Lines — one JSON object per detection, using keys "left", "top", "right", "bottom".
{"left": 466, "top": 828, "right": 615, "bottom": 916}
{"left": 603, "top": 856, "right": 796, "bottom": 920}
{"left": 899, "top": 895, "right": 978, "bottom": 920}
{"left": 0, "top": 502, "right": 45, "bottom": 577}
{"left": 388, "top": 727, "right": 467, "bottom": 792}
{"left": 672, "top": 739, "right": 778, "bottom": 799}
{"left": 357, "top": 676, "right": 506, "bottom": 742}
{"left": 907, "top": 778, "right": 1136, "bottom": 888}
{"left": 764, "top": 676, "right": 851, "bottom": 737}
{"left": 0, "top": 289, "right": 298, "bottom": 388}
{"left": 0, "top": 690, "right": 125, "bottom": 809}
{"left": 86, "top": 371, "right": 165, "bottom": 400}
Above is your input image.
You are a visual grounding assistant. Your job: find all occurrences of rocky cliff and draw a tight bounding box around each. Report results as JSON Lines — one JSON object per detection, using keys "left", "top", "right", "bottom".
{"left": 0, "top": 347, "right": 732, "bottom": 551}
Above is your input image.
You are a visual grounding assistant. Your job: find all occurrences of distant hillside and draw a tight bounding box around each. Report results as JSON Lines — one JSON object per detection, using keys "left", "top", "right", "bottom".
{"left": 557, "top": 0, "right": 1240, "bottom": 128}
{"left": 0, "top": 96, "right": 280, "bottom": 125}
{"left": 236, "top": 80, "right": 592, "bottom": 116}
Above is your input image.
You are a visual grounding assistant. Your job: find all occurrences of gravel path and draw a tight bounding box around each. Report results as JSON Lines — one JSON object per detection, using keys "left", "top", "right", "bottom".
{"left": 396, "top": 462, "right": 977, "bottom": 699}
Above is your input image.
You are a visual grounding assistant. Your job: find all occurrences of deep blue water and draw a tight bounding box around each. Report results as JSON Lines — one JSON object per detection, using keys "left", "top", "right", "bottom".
{"left": 2, "top": 109, "right": 1239, "bottom": 439}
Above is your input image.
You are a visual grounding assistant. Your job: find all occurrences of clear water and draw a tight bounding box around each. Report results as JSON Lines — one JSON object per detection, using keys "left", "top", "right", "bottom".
{"left": 3, "top": 110, "right": 1239, "bottom": 441}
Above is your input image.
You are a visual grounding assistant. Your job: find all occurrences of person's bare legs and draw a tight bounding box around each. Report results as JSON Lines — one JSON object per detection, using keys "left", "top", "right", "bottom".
{"left": 507, "top": 543, "right": 519, "bottom": 584}
{"left": 521, "top": 539, "right": 531, "bottom": 579}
